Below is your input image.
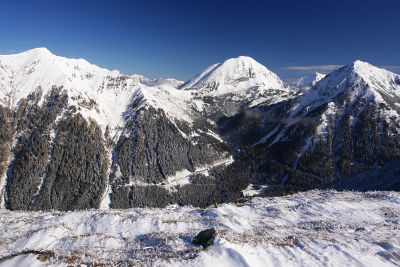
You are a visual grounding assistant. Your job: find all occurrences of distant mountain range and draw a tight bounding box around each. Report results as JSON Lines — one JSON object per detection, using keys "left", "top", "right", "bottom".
{"left": 0, "top": 48, "right": 399, "bottom": 211}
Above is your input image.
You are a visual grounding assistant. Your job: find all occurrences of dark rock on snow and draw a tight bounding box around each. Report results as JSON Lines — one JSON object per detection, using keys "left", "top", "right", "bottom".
{"left": 192, "top": 228, "right": 217, "bottom": 249}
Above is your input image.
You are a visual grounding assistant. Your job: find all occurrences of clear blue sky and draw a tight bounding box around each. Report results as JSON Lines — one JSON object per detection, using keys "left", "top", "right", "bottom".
{"left": 1, "top": 0, "right": 399, "bottom": 81}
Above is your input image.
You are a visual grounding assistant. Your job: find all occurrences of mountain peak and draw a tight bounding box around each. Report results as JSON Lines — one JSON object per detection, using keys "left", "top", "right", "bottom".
{"left": 352, "top": 59, "right": 367, "bottom": 65}
{"left": 343, "top": 59, "right": 375, "bottom": 73}
{"left": 342, "top": 60, "right": 400, "bottom": 90}
{"left": 310, "top": 60, "right": 400, "bottom": 106}
{"left": 222, "top": 55, "right": 258, "bottom": 65}
{"left": 181, "top": 56, "right": 285, "bottom": 94}
{"left": 26, "top": 47, "right": 53, "bottom": 55}
{"left": 11, "top": 47, "right": 55, "bottom": 59}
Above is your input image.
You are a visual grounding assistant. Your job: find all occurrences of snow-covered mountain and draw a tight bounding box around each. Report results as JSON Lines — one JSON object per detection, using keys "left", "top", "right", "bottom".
{"left": 289, "top": 60, "right": 400, "bottom": 123}
{"left": 292, "top": 72, "right": 326, "bottom": 90}
{"left": 0, "top": 49, "right": 399, "bottom": 212}
{"left": 251, "top": 60, "right": 400, "bottom": 149}
{"left": 0, "top": 47, "right": 195, "bottom": 135}
{"left": 182, "top": 56, "right": 294, "bottom": 119}
{"left": 317, "top": 60, "right": 400, "bottom": 103}
{"left": 181, "top": 56, "right": 286, "bottom": 94}
{"left": 222, "top": 60, "right": 400, "bottom": 191}
{"left": 0, "top": 48, "right": 233, "bottom": 211}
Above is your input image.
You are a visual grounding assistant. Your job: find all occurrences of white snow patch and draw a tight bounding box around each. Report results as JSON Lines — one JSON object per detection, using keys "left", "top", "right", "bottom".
{"left": 163, "top": 156, "right": 234, "bottom": 190}
{"left": 197, "top": 129, "right": 224, "bottom": 143}
{"left": 293, "top": 136, "right": 313, "bottom": 170}
{"left": 253, "top": 125, "right": 280, "bottom": 146}
{"left": 242, "top": 184, "right": 269, "bottom": 196}
{"left": 316, "top": 101, "right": 336, "bottom": 137}
{"left": 165, "top": 169, "right": 193, "bottom": 188}
{"left": 206, "top": 130, "right": 223, "bottom": 143}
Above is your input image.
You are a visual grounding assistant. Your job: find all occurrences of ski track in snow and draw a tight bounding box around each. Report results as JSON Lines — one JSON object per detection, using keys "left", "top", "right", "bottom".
{"left": 0, "top": 190, "right": 399, "bottom": 266}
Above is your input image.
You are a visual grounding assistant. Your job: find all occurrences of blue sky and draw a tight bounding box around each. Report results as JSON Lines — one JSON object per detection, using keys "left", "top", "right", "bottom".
{"left": 1, "top": 0, "right": 399, "bottom": 81}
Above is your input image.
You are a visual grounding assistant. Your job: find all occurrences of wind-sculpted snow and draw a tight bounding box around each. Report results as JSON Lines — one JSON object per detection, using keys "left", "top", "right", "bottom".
{"left": 0, "top": 190, "right": 399, "bottom": 266}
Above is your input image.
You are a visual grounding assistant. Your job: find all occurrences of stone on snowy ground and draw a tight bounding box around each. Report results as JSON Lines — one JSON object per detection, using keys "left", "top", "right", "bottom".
{"left": 192, "top": 228, "right": 217, "bottom": 249}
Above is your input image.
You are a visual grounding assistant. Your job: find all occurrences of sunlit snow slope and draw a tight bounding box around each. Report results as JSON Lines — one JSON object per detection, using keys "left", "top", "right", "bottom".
{"left": 0, "top": 190, "right": 399, "bottom": 266}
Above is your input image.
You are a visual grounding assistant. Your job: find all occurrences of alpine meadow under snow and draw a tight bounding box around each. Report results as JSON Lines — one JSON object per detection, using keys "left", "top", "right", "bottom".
{"left": 0, "top": 48, "right": 400, "bottom": 266}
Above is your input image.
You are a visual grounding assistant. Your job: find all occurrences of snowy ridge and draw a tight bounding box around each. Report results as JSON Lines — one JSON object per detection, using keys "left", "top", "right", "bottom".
{"left": 0, "top": 49, "right": 299, "bottom": 141}
{"left": 138, "top": 83, "right": 195, "bottom": 123}
{"left": 0, "top": 47, "right": 112, "bottom": 107}
{"left": 181, "top": 63, "right": 221, "bottom": 89}
{"left": 0, "top": 48, "right": 197, "bottom": 136}
{"left": 254, "top": 60, "right": 400, "bottom": 147}
{"left": 315, "top": 60, "right": 400, "bottom": 103}
{"left": 289, "top": 60, "right": 400, "bottom": 118}
{"left": 292, "top": 72, "right": 326, "bottom": 90}
{"left": 0, "top": 50, "right": 306, "bottom": 134}
{"left": 0, "top": 190, "right": 399, "bottom": 266}
{"left": 152, "top": 78, "right": 185, "bottom": 88}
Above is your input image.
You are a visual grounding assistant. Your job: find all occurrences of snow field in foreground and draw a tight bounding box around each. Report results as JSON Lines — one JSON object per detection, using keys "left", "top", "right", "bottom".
{"left": 0, "top": 190, "right": 399, "bottom": 266}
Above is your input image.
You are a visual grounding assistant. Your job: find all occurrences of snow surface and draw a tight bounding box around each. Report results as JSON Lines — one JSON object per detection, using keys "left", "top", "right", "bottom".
{"left": 242, "top": 184, "right": 269, "bottom": 196}
{"left": 1, "top": 190, "right": 399, "bottom": 266}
